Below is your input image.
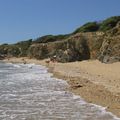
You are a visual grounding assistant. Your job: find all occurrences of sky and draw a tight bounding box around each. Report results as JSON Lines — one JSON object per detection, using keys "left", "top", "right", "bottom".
{"left": 0, "top": 0, "right": 120, "bottom": 44}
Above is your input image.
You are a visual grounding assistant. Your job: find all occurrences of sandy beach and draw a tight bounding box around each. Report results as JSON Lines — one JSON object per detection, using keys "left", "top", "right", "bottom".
{"left": 3, "top": 57, "right": 120, "bottom": 117}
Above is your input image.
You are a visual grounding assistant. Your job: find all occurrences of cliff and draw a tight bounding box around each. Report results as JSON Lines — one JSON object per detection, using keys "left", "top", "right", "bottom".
{"left": 0, "top": 16, "right": 120, "bottom": 63}
{"left": 98, "top": 22, "right": 120, "bottom": 63}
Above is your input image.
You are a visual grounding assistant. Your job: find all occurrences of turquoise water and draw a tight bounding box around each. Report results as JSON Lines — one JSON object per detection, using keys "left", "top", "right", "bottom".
{"left": 0, "top": 62, "right": 120, "bottom": 120}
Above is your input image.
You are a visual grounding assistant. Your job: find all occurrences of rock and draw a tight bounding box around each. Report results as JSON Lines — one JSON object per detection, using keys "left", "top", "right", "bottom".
{"left": 0, "top": 54, "right": 5, "bottom": 60}
{"left": 1, "top": 16, "right": 120, "bottom": 64}
{"left": 72, "top": 84, "right": 83, "bottom": 89}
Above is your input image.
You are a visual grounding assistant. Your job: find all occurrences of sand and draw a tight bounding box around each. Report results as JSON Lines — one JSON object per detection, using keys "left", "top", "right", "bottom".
{"left": 3, "top": 57, "right": 120, "bottom": 117}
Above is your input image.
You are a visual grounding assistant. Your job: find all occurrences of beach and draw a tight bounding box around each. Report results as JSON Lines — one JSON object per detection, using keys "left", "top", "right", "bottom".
{"left": 3, "top": 57, "right": 120, "bottom": 117}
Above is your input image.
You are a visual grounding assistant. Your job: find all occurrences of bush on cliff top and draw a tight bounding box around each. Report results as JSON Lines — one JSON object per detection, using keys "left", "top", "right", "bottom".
{"left": 33, "top": 34, "right": 70, "bottom": 43}
{"left": 73, "top": 22, "right": 99, "bottom": 34}
{"left": 99, "top": 16, "right": 120, "bottom": 31}
{"left": 73, "top": 16, "right": 120, "bottom": 34}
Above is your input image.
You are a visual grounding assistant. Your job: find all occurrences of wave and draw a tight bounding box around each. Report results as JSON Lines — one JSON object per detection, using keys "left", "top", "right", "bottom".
{"left": 0, "top": 62, "right": 120, "bottom": 120}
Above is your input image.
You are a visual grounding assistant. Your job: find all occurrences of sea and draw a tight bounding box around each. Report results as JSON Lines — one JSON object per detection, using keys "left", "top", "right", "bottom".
{"left": 0, "top": 61, "right": 120, "bottom": 120}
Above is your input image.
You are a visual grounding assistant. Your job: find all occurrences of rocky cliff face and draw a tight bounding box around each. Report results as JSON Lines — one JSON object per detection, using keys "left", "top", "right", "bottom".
{"left": 0, "top": 16, "right": 120, "bottom": 63}
{"left": 98, "top": 22, "right": 120, "bottom": 63}
{"left": 28, "top": 32, "right": 105, "bottom": 62}
{"left": 28, "top": 24, "right": 120, "bottom": 63}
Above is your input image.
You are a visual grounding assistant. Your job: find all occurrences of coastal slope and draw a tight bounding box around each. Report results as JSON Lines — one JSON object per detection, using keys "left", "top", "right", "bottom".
{"left": 1, "top": 16, "right": 120, "bottom": 63}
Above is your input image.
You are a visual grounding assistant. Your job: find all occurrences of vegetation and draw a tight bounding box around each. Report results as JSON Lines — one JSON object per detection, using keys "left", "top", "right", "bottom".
{"left": 73, "top": 22, "right": 99, "bottom": 34}
{"left": 0, "top": 44, "right": 20, "bottom": 57}
{"left": 0, "top": 16, "right": 120, "bottom": 63}
{"left": 73, "top": 16, "right": 120, "bottom": 34}
{"left": 0, "top": 39, "right": 32, "bottom": 57}
{"left": 15, "top": 39, "right": 32, "bottom": 56}
{"left": 99, "top": 16, "right": 120, "bottom": 31}
{"left": 33, "top": 34, "right": 70, "bottom": 43}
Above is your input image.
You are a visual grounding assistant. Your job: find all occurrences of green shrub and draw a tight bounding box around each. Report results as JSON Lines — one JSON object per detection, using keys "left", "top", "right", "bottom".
{"left": 99, "top": 16, "right": 120, "bottom": 31}
{"left": 73, "top": 22, "right": 99, "bottom": 34}
{"left": 15, "top": 39, "right": 32, "bottom": 56}
{"left": 0, "top": 44, "right": 21, "bottom": 57}
{"left": 73, "top": 16, "right": 120, "bottom": 34}
{"left": 33, "top": 34, "right": 70, "bottom": 43}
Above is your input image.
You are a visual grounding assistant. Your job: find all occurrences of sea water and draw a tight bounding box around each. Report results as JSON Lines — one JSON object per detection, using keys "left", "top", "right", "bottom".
{"left": 0, "top": 61, "right": 120, "bottom": 120}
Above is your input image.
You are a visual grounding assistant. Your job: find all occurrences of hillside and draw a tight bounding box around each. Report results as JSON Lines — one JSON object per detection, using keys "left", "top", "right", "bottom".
{"left": 0, "top": 16, "right": 120, "bottom": 63}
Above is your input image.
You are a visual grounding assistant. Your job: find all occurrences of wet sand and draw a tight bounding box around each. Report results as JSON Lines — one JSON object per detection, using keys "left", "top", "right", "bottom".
{"left": 3, "top": 57, "right": 120, "bottom": 117}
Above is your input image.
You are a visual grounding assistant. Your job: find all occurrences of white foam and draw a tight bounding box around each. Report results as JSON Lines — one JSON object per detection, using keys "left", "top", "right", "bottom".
{"left": 73, "top": 95, "right": 81, "bottom": 100}
{"left": 13, "top": 64, "right": 21, "bottom": 68}
{"left": 89, "top": 103, "right": 120, "bottom": 120}
{"left": 26, "top": 63, "right": 35, "bottom": 68}
{"left": 6, "top": 62, "right": 13, "bottom": 65}
{"left": 7, "top": 82, "right": 15, "bottom": 85}
{"left": 1, "top": 62, "right": 120, "bottom": 120}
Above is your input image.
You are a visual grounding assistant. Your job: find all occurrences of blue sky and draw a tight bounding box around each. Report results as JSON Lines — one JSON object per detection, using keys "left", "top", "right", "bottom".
{"left": 0, "top": 0, "right": 120, "bottom": 44}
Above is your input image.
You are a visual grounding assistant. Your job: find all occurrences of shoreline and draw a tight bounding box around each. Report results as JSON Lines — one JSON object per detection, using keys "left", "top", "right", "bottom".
{"left": 2, "top": 57, "right": 120, "bottom": 118}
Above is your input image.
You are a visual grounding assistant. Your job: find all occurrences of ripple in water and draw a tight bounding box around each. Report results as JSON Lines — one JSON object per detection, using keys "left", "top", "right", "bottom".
{"left": 0, "top": 62, "right": 120, "bottom": 120}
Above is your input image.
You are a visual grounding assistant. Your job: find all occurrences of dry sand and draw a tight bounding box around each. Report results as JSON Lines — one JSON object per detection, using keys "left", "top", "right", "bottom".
{"left": 3, "top": 57, "right": 120, "bottom": 117}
